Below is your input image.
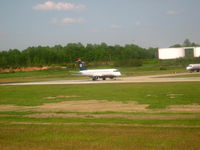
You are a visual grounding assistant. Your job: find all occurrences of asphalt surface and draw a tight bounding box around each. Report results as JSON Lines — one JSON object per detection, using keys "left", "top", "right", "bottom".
{"left": 2, "top": 73, "right": 200, "bottom": 85}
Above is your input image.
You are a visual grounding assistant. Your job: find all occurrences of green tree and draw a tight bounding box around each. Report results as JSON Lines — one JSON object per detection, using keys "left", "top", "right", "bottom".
{"left": 183, "top": 39, "right": 192, "bottom": 47}
{"left": 0, "top": 42, "right": 158, "bottom": 69}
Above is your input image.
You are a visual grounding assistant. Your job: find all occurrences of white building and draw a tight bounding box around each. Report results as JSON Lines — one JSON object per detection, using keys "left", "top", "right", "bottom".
{"left": 158, "top": 47, "right": 200, "bottom": 59}
{"left": 194, "top": 47, "right": 200, "bottom": 57}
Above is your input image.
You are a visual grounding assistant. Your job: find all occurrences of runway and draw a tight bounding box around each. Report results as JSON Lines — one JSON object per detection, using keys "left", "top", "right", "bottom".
{"left": 2, "top": 73, "right": 200, "bottom": 85}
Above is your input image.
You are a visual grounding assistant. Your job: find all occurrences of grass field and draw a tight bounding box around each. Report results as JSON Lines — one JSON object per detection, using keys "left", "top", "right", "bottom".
{"left": 0, "top": 63, "right": 187, "bottom": 83}
{"left": 1, "top": 81, "right": 200, "bottom": 150}
{"left": 0, "top": 124, "right": 199, "bottom": 150}
{"left": 0, "top": 67, "right": 84, "bottom": 83}
{"left": 1, "top": 82, "right": 200, "bottom": 108}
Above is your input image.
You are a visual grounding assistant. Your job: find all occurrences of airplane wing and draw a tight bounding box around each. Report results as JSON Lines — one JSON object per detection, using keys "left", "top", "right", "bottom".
{"left": 69, "top": 71, "right": 82, "bottom": 76}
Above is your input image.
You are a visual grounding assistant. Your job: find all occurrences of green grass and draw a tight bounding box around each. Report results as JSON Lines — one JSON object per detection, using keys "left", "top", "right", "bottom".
{"left": 119, "top": 64, "right": 185, "bottom": 76}
{"left": 0, "top": 68, "right": 86, "bottom": 83}
{"left": 0, "top": 124, "right": 199, "bottom": 150}
{"left": 1, "top": 73, "right": 200, "bottom": 149}
{"left": 0, "top": 115, "right": 200, "bottom": 126}
{"left": 1, "top": 82, "right": 200, "bottom": 108}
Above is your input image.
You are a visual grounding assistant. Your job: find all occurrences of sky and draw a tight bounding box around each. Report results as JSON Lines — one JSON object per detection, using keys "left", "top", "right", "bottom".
{"left": 0, "top": 0, "right": 200, "bottom": 51}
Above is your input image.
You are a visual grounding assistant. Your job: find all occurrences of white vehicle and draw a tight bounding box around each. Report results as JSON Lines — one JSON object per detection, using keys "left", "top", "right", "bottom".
{"left": 186, "top": 64, "right": 200, "bottom": 72}
{"left": 77, "top": 58, "right": 121, "bottom": 81}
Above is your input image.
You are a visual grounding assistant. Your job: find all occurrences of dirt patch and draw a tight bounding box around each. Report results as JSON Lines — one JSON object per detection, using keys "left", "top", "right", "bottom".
{"left": 0, "top": 66, "right": 49, "bottom": 73}
{"left": 25, "top": 113, "right": 200, "bottom": 120}
{"left": 2, "top": 121, "right": 200, "bottom": 128}
{"left": 167, "top": 94, "right": 184, "bottom": 99}
{"left": 35, "top": 100, "right": 148, "bottom": 112}
{"left": 44, "top": 95, "right": 79, "bottom": 100}
{"left": 167, "top": 104, "right": 200, "bottom": 112}
{"left": 0, "top": 100, "right": 200, "bottom": 113}
{"left": 0, "top": 105, "right": 33, "bottom": 112}
{"left": 0, "top": 100, "right": 148, "bottom": 112}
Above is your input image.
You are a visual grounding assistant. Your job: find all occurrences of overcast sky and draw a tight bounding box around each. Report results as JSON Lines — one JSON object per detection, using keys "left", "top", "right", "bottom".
{"left": 0, "top": 0, "right": 200, "bottom": 50}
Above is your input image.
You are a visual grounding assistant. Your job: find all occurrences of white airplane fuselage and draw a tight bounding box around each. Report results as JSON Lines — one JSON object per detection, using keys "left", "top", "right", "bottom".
{"left": 80, "top": 69, "right": 121, "bottom": 80}
{"left": 77, "top": 58, "right": 121, "bottom": 80}
{"left": 186, "top": 64, "right": 200, "bottom": 72}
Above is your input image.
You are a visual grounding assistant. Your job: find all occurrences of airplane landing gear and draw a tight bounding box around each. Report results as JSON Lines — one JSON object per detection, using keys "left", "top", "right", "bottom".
{"left": 92, "top": 77, "right": 98, "bottom": 81}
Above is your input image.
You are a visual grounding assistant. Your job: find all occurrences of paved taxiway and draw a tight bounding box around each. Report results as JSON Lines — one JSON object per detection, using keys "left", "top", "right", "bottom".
{"left": 2, "top": 73, "right": 200, "bottom": 85}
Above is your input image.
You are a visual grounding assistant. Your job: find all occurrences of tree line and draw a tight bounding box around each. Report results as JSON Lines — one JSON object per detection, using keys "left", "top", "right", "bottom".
{"left": 0, "top": 43, "right": 157, "bottom": 68}
{"left": 170, "top": 39, "right": 200, "bottom": 48}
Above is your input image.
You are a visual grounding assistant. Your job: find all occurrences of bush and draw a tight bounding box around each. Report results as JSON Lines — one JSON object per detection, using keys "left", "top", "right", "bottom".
{"left": 159, "top": 66, "right": 167, "bottom": 70}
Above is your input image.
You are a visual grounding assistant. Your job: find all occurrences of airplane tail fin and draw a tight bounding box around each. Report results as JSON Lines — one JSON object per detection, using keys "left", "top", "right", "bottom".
{"left": 77, "top": 58, "right": 87, "bottom": 71}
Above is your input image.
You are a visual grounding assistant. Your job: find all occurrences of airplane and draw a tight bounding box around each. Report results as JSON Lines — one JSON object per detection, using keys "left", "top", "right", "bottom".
{"left": 77, "top": 58, "right": 121, "bottom": 81}
{"left": 186, "top": 64, "right": 200, "bottom": 72}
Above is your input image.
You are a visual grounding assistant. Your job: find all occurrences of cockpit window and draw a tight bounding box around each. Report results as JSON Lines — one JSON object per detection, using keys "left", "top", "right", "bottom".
{"left": 113, "top": 69, "right": 119, "bottom": 72}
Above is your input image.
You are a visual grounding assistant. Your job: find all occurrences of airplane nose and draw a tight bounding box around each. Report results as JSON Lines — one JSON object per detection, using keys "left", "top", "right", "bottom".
{"left": 117, "top": 72, "right": 121, "bottom": 76}
{"left": 186, "top": 67, "right": 191, "bottom": 70}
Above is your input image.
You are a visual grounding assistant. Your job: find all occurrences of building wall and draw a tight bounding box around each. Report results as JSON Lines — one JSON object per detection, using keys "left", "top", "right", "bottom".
{"left": 158, "top": 47, "right": 200, "bottom": 59}
{"left": 194, "top": 47, "right": 200, "bottom": 57}
{"left": 158, "top": 48, "right": 185, "bottom": 59}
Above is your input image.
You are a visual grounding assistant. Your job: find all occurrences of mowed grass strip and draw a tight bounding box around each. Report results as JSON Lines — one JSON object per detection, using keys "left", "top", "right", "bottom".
{"left": 0, "top": 115, "right": 200, "bottom": 126}
{"left": 0, "top": 68, "right": 85, "bottom": 83}
{"left": 0, "top": 82, "right": 200, "bottom": 108}
{"left": 0, "top": 124, "right": 200, "bottom": 150}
